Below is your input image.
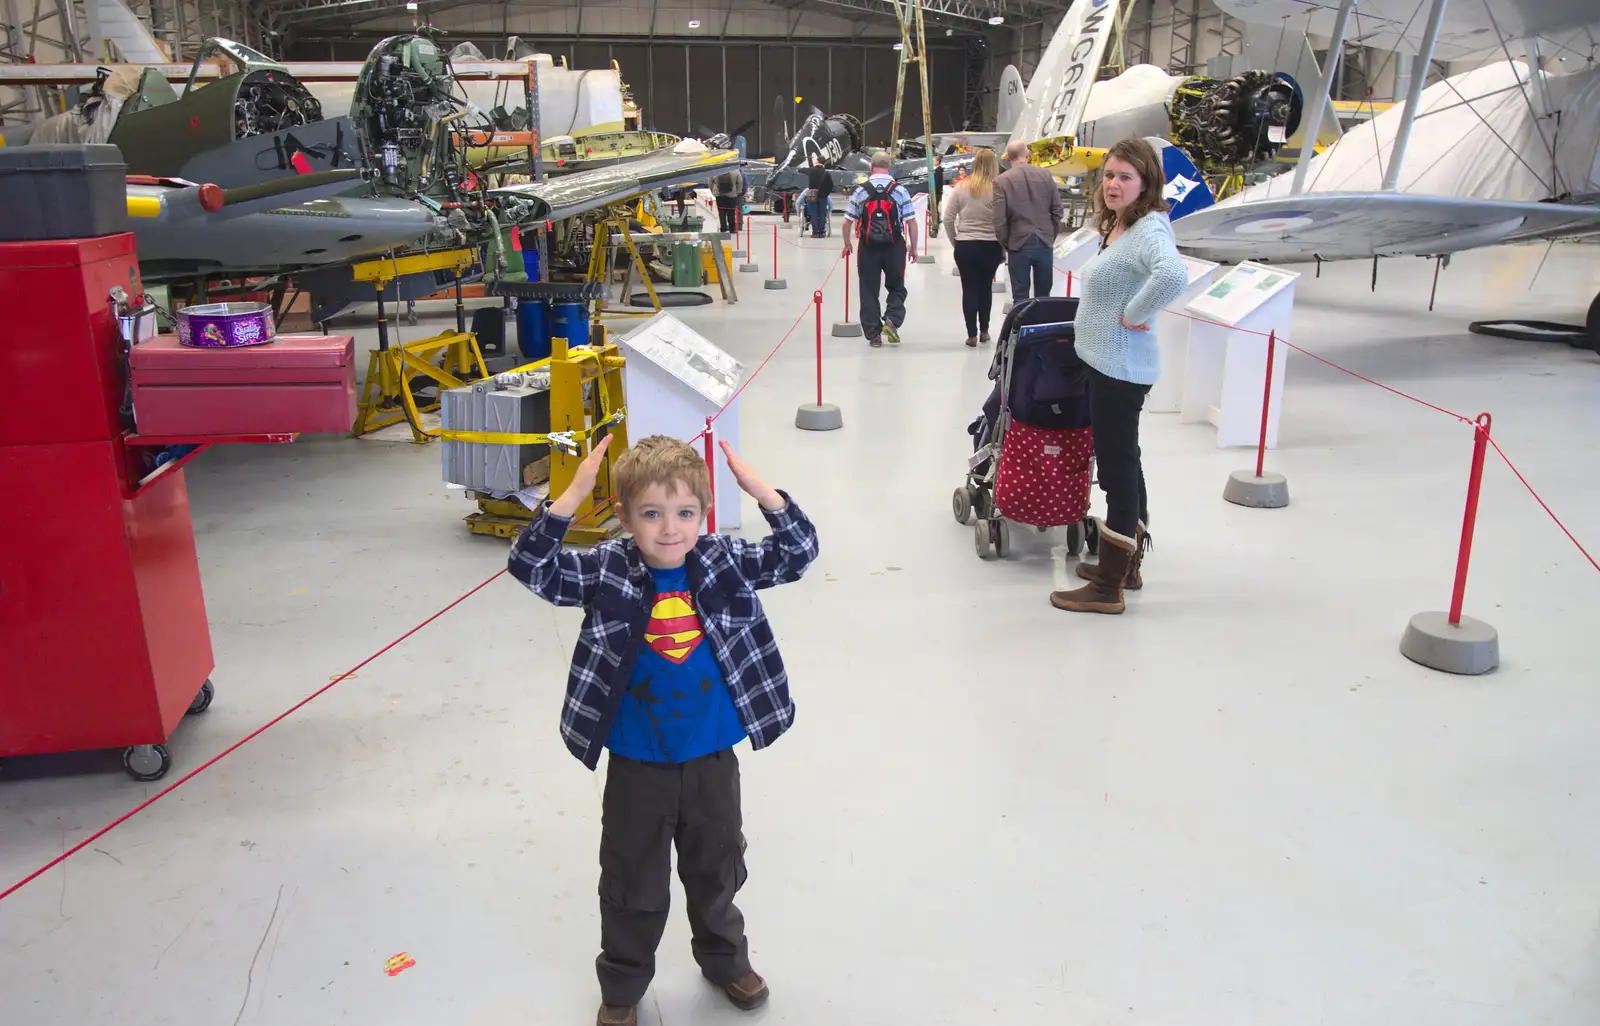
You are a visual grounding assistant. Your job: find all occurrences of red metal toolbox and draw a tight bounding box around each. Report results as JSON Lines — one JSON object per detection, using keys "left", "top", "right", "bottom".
{"left": 129, "top": 333, "right": 357, "bottom": 437}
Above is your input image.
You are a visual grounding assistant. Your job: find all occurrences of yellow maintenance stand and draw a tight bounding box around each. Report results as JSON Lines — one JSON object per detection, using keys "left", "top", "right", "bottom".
{"left": 447, "top": 323, "right": 630, "bottom": 546}
{"left": 351, "top": 246, "right": 490, "bottom": 444}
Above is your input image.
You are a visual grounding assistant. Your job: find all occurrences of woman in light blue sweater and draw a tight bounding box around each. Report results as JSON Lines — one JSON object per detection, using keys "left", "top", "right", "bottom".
{"left": 1051, "top": 137, "right": 1189, "bottom": 616}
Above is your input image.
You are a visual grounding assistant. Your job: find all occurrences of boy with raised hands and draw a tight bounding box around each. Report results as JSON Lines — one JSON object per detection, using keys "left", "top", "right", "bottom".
{"left": 507, "top": 432, "right": 819, "bottom": 1026}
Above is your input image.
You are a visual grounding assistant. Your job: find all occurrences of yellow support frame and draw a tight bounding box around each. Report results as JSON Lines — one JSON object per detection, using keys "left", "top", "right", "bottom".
{"left": 354, "top": 330, "right": 490, "bottom": 443}
{"left": 461, "top": 327, "right": 630, "bottom": 546}
{"left": 587, "top": 211, "right": 662, "bottom": 319}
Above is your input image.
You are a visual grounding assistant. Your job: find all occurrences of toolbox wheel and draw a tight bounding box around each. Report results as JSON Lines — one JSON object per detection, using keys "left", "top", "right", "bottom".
{"left": 973, "top": 520, "right": 993, "bottom": 559}
{"left": 991, "top": 519, "right": 1011, "bottom": 558}
{"left": 952, "top": 486, "right": 973, "bottom": 526}
{"left": 1066, "top": 522, "right": 1083, "bottom": 556}
{"left": 122, "top": 744, "right": 172, "bottom": 782}
{"left": 1085, "top": 518, "right": 1101, "bottom": 556}
{"left": 186, "top": 679, "right": 215, "bottom": 716}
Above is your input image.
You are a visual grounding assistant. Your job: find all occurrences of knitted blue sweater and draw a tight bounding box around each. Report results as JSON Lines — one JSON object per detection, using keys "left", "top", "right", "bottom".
{"left": 1073, "top": 212, "right": 1189, "bottom": 386}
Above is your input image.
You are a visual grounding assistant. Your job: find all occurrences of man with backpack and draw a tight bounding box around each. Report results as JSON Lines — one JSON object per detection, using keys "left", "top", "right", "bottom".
{"left": 841, "top": 152, "right": 919, "bottom": 347}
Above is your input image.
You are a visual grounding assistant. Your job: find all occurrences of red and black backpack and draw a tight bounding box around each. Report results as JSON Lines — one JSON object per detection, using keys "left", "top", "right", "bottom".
{"left": 856, "top": 179, "right": 904, "bottom": 247}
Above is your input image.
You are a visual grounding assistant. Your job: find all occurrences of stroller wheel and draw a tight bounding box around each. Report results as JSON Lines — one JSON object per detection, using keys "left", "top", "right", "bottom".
{"left": 1085, "top": 518, "right": 1101, "bottom": 556}
{"left": 991, "top": 518, "right": 1012, "bottom": 558}
{"left": 952, "top": 486, "right": 974, "bottom": 526}
{"left": 1065, "top": 521, "right": 1083, "bottom": 556}
{"left": 973, "top": 519, "right": 994, "bottom": 559}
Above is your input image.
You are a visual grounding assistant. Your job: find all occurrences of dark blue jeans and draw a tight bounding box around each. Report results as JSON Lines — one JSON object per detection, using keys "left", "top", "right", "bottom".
{"left": 1006, "top": 238, "right": 1053, "bottom": 303}
{"left": 805, "top": 194, "right": 829, "bottom": 235}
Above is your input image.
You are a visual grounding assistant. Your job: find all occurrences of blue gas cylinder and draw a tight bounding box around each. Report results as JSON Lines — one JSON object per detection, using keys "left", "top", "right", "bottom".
{"left": 515, "top": 298, "right": 551, "bottom": 362}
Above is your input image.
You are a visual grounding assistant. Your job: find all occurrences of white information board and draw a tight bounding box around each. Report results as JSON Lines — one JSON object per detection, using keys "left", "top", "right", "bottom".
{"left": 615, "top": 312, "right": 746, "bottom": 531}
{"left": 1180, "top": 262, "right": 1301, "bottom": 449}
{"left": 1187, "top": 261, "right": 1299, "bottom": 327}
{"left": 1051, "top": 226, "right": 1101, "bottom": 295}
{"left": 1148, "top": 254, "right": 1222, "bottom": 414}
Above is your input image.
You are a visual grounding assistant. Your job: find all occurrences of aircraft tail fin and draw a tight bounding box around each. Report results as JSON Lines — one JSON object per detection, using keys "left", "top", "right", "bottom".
{"left": 996, "top": 65, "right": 1025, "bottom": 134}
{"left": 1147, "top": 137, "right": 1213, "bottom": 222}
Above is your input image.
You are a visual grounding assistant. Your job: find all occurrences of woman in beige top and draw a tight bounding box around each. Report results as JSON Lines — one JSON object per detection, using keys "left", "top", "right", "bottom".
{"left": 939, "top": 147, "right": 1006, "bottom": 348}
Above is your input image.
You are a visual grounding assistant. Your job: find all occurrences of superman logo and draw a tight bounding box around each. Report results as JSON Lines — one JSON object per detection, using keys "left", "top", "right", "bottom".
{"left": 644, "top": 591, "right": 704, "bottom": 664}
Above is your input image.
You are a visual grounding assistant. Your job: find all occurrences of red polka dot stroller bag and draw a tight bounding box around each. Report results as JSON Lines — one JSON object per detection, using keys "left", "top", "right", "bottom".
{"left": 954, "top": 297, "right": 1100, "bottom": 559}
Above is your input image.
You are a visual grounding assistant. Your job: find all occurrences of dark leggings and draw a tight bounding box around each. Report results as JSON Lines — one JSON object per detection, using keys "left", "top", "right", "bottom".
{"left": 1087, "top": 365, "right": 1151, "bottom": 538}
{"left": 953, "top": 239, "right": 1006, "bottom": 337}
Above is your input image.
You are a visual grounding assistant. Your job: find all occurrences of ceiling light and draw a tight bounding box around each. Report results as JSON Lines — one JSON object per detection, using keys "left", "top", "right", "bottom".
{"left": 406, "top": 1, "right": 417, "bottom": 8}
{"left": 988, "top": 15, "right": 1005, "bottom": 24}
{"left": 893, "top": 42, "right": 904, "bottom": 50}
{"left": 687, "top": 19, "right": 700, "bottom": 27}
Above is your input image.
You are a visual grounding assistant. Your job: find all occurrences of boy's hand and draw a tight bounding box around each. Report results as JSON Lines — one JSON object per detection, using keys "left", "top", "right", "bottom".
{"left": 719, "top": 440, "right": 785, "bottom": 511}
{"left": 549, "top": 434, "right": 612, "bottom": 518}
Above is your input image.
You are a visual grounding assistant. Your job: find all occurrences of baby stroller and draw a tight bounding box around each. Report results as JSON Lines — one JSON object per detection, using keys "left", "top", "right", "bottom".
{"left": 953, "top": 296, "right": 1101, "bottom": 560}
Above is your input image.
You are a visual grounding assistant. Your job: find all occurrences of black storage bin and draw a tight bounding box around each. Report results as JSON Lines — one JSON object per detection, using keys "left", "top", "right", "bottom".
{"left": 0, "top": 144, "right": 129, "bottom": 242}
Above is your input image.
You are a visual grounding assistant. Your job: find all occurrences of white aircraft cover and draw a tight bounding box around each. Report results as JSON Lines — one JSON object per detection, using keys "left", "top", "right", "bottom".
{"left": 1212, "top": 0, "right": 1600, "bottom": 62}
{"left": 1080, "top": 64, "right": 1186, "bottom": 124}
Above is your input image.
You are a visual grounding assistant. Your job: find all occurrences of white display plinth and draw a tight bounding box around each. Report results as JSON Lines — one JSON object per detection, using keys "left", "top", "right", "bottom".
{"left": 615, "top": 312, "right": 746, "bottom": 532}
{"left": 1179, "top": 262, "right": 1300, "bottom": 449}
{"left": 1051, "top": 226, "right": 1100, "bottom": 295}
{"left": 1148, "top": 255, "right": 1222, "bottom": 414}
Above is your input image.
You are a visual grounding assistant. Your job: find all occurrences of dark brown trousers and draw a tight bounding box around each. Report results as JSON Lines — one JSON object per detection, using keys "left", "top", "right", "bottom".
{"left": 596, "top": 748, "right": 751, "bottom": 1006}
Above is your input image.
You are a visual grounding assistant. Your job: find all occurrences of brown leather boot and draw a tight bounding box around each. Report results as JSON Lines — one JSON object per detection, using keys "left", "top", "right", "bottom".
{"left": 715, "top": 970, "right": 769, "bottom": 1011}
{"left": 596, "top": 1004, "right": 636, "bottom": 1026}
{"left": 1052, "top": 525, "right": 1135, "bottom": 613}
{"left": 1075, "top": 520, "right": 1146, "bottom": 590}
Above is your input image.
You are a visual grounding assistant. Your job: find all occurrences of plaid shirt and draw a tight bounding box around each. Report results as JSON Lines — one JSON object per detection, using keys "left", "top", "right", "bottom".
{"left": 507, "top": 492, "right": 820, "bottom": 769}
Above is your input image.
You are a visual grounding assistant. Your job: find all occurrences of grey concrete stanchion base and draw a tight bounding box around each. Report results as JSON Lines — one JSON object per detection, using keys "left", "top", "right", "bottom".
{"left": 915, "top": 254, "right": 936, "bottom": 264}
{"left": 992, "top": 280, "right": 1007, "bottom": 293}
{"left": 732, "top": 250, "right": 747, "bottom": 259}
{"left": 739, "top": 262, "right": 761, "bottom": 273}
{"left": 795, "top": 403, "right": 844, "bottom": 431}
{"left": 832, "top": 321, "right": 864, "bottom": 337}
{"left": 1400, "top": 611, "right": 1499, "bottom": 675}
{"left": 764, "top": 278, "right": 788, "bottom": 290}
{"left": 1223, "top": 470, "right": 1290, "bottom": 508}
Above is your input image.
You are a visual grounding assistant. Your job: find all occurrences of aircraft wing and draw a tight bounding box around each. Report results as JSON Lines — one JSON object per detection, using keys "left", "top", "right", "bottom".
{"left": 1171, "top": 192, "right": 1600, "bottom": 262}
{"left": 489, "top": 147, "right": 741, "bottom": 222}
{"left": 1210, "top": 0, "right": 1599, "bottom": 61}
{"left": 129, "top": 172, "right": 443, "bottom": 279}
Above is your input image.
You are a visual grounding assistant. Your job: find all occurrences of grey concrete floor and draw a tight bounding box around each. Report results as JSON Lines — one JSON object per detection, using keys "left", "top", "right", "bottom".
{"left": 2, "top": 213, "right": 1599, "bottom": 1026}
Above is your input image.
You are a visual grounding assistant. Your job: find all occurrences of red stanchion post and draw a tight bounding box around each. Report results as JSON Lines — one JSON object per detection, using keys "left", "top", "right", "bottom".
{"left": 764, "top": 223, "right": 786, "bottom": 289}
{"left": 1400, "top": 411, "right": 1500, "bottom": 675}
{"left": 1066, "top": 270, "right": 1073, "bottom": 297}
{"left": 798, "top": 288, "right": 844, "bottom": 429}
{"left": 1222, "top": 328, "right": 1289, "bottom": 509}
{"left": 832, "top": 249, "right": 861, "bottom": 337}
{"left": 813, "top": 289, "right": 824, "bottom": 406}
{"left": 704, "top": 416, "right": 716, "bottom": 534}
{"left": 1255, "top": 329, "right": 1277, "bottom": 478}
{"left": 1449, "top": 413, "right": 1492, "bottom": 625}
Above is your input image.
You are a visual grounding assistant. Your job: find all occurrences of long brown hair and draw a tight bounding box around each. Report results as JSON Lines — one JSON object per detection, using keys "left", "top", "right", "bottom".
{"left": 963, "top": 147, "right": 998, "bottom": 200}
{"left": 1091, "top": 137, "right": 1168, "bottom": 238}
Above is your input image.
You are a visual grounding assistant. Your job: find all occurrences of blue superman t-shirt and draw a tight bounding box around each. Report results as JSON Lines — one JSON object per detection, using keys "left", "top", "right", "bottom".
{"left": 605, "top": 565, "right": 748, "bottom": 763}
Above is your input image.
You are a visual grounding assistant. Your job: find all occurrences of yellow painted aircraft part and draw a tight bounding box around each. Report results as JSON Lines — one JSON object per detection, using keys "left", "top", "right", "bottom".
{"left": 126, "top": 195, "right": 164, "bottom": 219}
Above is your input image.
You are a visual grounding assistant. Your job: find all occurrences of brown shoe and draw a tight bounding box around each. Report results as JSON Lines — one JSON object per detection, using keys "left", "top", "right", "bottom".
{"left": 965, "top": 335, "right": 978, "bottom": 347}
{"left": 1075, "top": 520, "right": 1146, "bottom": 590}
{"left": 596, "top": 1004, "right": 636, "bottom": 1026}
{"left": 1052, "top": 523, "right": 1135, "bottom": 614}
{"left": 979, "top": 331, "right": 991, "bottom": 345}
{"left": 717, "top": 970, "right": 770, "bottom": 1011}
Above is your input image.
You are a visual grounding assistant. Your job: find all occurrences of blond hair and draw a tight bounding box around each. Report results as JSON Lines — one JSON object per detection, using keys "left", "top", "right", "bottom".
{"left": 963, "top": 147, "right": 998, "bottom": 200}
{"left": 614, "top": 435, "right": 712, "bottom": 512}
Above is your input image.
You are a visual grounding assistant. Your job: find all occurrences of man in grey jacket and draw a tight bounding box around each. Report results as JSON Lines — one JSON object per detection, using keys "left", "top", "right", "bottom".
{"left": 993, "top": 140, "right": 1064, "bottom": 303}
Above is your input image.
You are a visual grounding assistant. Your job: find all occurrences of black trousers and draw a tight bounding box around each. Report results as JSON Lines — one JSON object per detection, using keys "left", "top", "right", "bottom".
{"left": 1087, "top": 365, "right": 1151, "bottom": 538}
{"left": 953, "top": 240, "right": 1005, "bottom": 337}
{"left": 716, "top": 199, "right": 740, "bottom": 235}
{"left": 597, "top": 749, "right": 751, "bottom": 1006}
{"left": 857, "top": 242, "right": 907, "bottom": 339}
